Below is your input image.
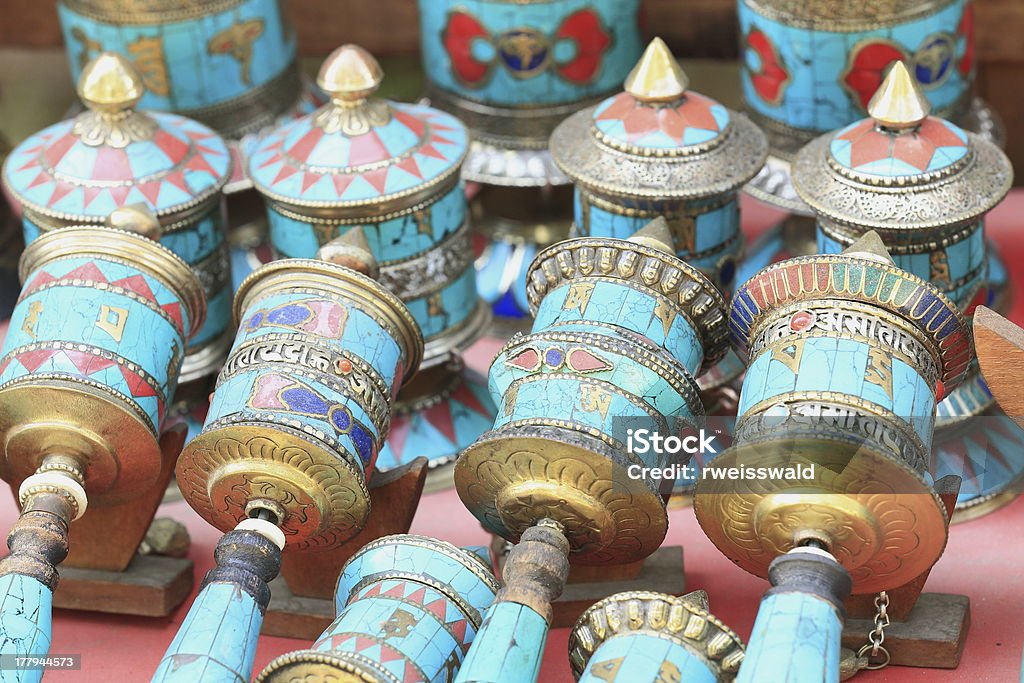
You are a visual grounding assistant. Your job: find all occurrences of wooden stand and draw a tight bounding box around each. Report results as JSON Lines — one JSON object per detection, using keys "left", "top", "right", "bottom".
{"left": 975, "top": 306, "right": 1024, "bottom": 424}
{"left": 262, "top": 457, "right": 429, "bottom": 639}
{"left": 840, "top": 475, "right": 969, "bottom": 668}
{"left": 490, "top": 536, "right": 686, "bottom": 629}
{"left": 54, "top": 555, "right": 194, "bottom": 617}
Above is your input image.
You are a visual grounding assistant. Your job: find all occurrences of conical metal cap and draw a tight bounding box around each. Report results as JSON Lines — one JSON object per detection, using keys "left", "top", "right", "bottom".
{"left": 843, "top": 230, "right": 895, "bottom": 265}
{"left": 318, "top": 44, "right": 383, "bottom": 103}
{"left": 78, "top": 52, "right": 145, "bottom": 114}
{"left": 625, "top": 37, "right": 689, "bottom": 103}
{"left": 868, "top": 61, "right": 931, "bottom": 130}
{"left": 627, "top": 217, "right": 675, "bottom": 254}
{"left": 317, "top": 227, "right": 380, "bottom": 278}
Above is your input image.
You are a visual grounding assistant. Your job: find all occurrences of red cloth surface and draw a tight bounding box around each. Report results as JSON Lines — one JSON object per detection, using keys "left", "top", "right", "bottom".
{"left": 7, "top": 193, "right": 1024, "bottom": 681}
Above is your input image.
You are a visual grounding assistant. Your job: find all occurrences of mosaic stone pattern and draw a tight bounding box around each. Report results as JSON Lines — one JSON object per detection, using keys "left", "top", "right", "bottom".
{"left": 58, "top": 0, "right": 297, "bottom": 121}
{"left": 737, "top": 592, "right": 842, "bottom": 683}
{"left": 453, "top": 602, "right": 548, "bottom": 683}
{"left": 1, "top": 254, "right": 193, "bottom": 434}
{"left": 0, "top": 574, "right": 51, "bottom": 683}
{"left": 150, "top": 582, "right": 262, "bottom": 683}
{"left": 829, "top": 117, "right": 969, "bottom": 178}
{"left": 579, "top": 631, "right": 717, "bottom": 683}
{"left": 593, "top": 91, "right": 730, "bottom": 150}
{"left": 419, "top": 0, "right": 643, "bottom": 107}
{"left": 250, "top": 105, "right": 467, "bottom": 206}
{"left": 740, "top": 0, "right": 973, "bottom": 134}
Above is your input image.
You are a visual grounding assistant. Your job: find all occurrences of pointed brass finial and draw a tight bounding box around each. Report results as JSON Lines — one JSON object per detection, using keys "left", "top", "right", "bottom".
{"left": 680, "top": 590, "right": 710, "bottom": 611}
{"left": 867, "top": 61, "right": 931, "bottom": 131}
{"left": 78, "top": 52, "right": 145, "bottom": 114}
{"left": 625, "top": 38, "right": 689, "bottom": 103}
{"left": 843, "top": 230, "right": 894, "bottom": 265}
{"left": 106, "top": 204, "right": 162, "bottom": 240}
{"left": 318, "top": 44, "right": 383, "bottom": 104}
{"left": 627, "top": 217, "right": 675, "bottom": 254}
{"left": 318, "top": 227, "right": 379, "bottom": 279}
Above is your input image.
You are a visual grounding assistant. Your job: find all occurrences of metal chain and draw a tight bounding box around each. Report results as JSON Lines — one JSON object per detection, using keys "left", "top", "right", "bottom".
{"left": 856, "top": 591, "right": 892, "bottom": 670}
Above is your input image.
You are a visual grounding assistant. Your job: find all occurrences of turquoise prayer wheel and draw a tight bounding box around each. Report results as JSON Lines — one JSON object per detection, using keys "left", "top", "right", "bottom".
{"left": 458, "top": 219, "right": 730, "bottom": 566}
{"left": 418, "top": 0, "right": 644, "bottom": 156}
{"left": 155, "top": 232, "right": 422, "bottom": 683}
{"left": 452, "top": 222, "right": 729, "bottom": 683}
{"left": 696, "top": 232, "right": 972, "bottom": 593}
{"left": 0, "top": 217, "right": 204, "bottom": 675}
{"left": 258, "top": 534, "right": 500, "bottom": 682}
{"left": 739, "top": 0, "right": 1003, "bottom": 215}
{"left": 794, "top": 62, "right": 1012, "bottom": 313}
{"left": 176, "top": 233, "right": 423, "bottom": 552}
{"left": 551, "top": 37, "right": 768, "bottom": 294}
{"left": 694, "top": 233, "right": 972, "bottom": 681}
{"left": 569, "top": 591, "right": 745, "bottom": 683}
{"left": 56, "top": 0, "right": 305, "bottom": 141}
{"left": 3, "top": 53, "right": 233, "bottom": 383}
{"left": 250, "top": 45, "right": 495, "bottom": 485}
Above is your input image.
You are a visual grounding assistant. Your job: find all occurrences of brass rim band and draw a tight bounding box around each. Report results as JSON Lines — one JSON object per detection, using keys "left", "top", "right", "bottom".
{"left": 743, "top": 0, "right": 965, "bottom": 32}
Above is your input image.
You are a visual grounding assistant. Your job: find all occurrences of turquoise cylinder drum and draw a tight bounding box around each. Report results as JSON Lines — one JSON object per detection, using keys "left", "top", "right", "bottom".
{"left": 257, "top": 535, "right": 500, "bottom": 682}
{"left": 251, "top": 45, "right": 496, "bottom": 480}
{"left": 569, "top": 592, "right": 745, "bottom": 683}
{"left": 793, "top": 63, "right": 1012, "bottom": 313}
{"left": 456, "top": 223, "right": 731, "bottom": 566}
{"left": 551, "top": 38, "right": 768, "bottom": 293}
{"left": 694, "top": 236, "right": 973, "bottom": 595}
{"left": 0, "top": 224, "right": 205, "bottom": 505}
{"left": 174, "top": 252, "right": 423, "bottom": 553}
{"left": 739, "top": 0, "right": 975, "bottom": 158}
{"left": 57, "top": 0, "right": 303, "bottom": 140}
{"left": 418, "top": 0, "right": 644, "bottom": 151}
{"left": 2, "top": 54, "right": 233, "bottom": 383}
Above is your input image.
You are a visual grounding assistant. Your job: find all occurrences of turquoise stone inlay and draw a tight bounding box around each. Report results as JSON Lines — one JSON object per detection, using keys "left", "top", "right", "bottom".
{"left": 579, "top": 631, "right": 717, "bottom": 683}
{"left": 829, "top": 117, "right": 969, "bottom": 178}
{"left": 533, "top": 280, "right": 705, "bottom": 372}
{"left": 58, "top": 0, "right": 298, "bottom": 121}
{"left": 454, "top": 602, "right": 548, "bottom": 683}
{"left": 419, "top": 0, "right": 643, "bottom": 107}
{"left": 737, "top": 592, "right": 843, "bottom": 683}
{"left": 740, "top": 0, "right": 973, "bottom": 134}
{"left": 593, "top": 91, "right": 731, "bottom": 150}
{"left": 150, "top": 582, "right": 262, "bottom": 683}
{"left": 0, "top": 574, "right": 52, "bottom": 683}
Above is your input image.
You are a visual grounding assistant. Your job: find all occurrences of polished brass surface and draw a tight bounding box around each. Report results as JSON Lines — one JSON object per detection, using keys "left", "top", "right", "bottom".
{"left": 867, "top": 61, "right": 931, "bottom": 131}
{"left": 624, "top": 38, "right": 688, "bottom": 103}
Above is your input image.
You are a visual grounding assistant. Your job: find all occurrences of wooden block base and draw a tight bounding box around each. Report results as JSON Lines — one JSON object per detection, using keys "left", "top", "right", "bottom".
{"left": 263, "top": 576, "right": 335, "bottom": 641}
{"left": 841, "top": 593, "right": 970, "bottom": 669}
{"left": 550, "top": 546, "right": 685, "bottom": 629}
{"left": 53, "top": 555, "right": 193, "bottom": 617}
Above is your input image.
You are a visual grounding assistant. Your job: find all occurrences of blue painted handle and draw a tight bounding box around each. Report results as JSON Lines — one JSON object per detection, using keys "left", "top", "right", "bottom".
{"left": 737, "top": 591, "right": 843, "bottom": 683}
{"left": 455, "top": 601, "right": 549, "bottom": 683}
{"left": 0, "top": 574, "right": 52, "bottom": 683}
{"left": 150, "top": 582, "right": 263, "bottom": 683}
